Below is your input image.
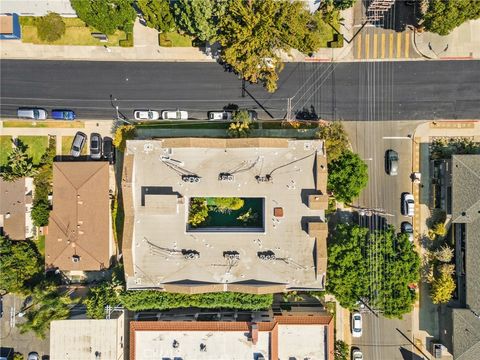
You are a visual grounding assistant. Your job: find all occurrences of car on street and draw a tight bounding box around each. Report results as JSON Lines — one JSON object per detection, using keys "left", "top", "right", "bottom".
{"left": 51, "top": 109, "right": 76, "bottom": 120}
{"left": 133, "top": 109, "right": 160, "bottom": 121}
{"left": 70, "top": 132, "right": 87, "bottom": 157}
{"left": 401, "top": 221, "right": 414, "bottom": 243}
{"left": 401, "top": 192, "right": 415, "bottom": 217}
{"left": 352, "top": 348, "right": 363, "bottom": 360}
{"left": 103, "top": 136, "right": 115, "bottom": 165}
{"left": 90, "top": 133, "right": 102, "bottom": 160}
{"left": 17, "top": 107, "right": 48, "bottom": 120}
{"left": 351, "top": 312, "right": 363, "bottom": 337}
{"left": 208, "top": 111, "right": 232, "bottom": 121}
{"left": 385, "top": 149, "right": 399, "bottom": 176}
{"left": 27, "top": 352, "right": 39, "bottom": 360}
{"left": 162, "top": 110, "right": 188, "bottom": 120}
{"left": 247, "top": 109, "right": 258, "bottom": 121}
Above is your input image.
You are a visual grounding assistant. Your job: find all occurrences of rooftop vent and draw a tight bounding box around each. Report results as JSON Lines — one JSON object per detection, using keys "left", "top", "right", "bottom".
{"left": 173, "top": 340, "right": 179, "bottom": 348}
{"left": 218, "top": 173, "right": 235, "bottom": 182}
{"left": 258, "top": 251, "right": 276, "bottom": 260}
{"left": 182, "top": 250, "right": 200, "bottom": 260}
{"left": 223, "top": 251, "right": 240, "bottom": 260}
{"left": 200, "top": 343, "right": 207, "bottom": 352}
{"left": 72, "top": 255, "right": 81, "bottom": 263}
{"left": 255, "top": 175, "right": 271, "bottom": 183}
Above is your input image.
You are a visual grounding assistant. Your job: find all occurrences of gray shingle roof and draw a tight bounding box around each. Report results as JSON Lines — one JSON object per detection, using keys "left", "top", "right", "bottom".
{"left": 452, "top": 309, "right": 480, "bottom": 360}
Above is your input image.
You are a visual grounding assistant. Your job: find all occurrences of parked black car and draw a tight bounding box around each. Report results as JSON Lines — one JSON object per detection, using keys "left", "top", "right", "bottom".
{"left": 385, "top": 149, "right": 399, "bottom": 176}
{"left": 90, "top": 133, "right": 102, "bottom": 160}
{"left": 103, "top": 136, "right": 116, "bottom": 165}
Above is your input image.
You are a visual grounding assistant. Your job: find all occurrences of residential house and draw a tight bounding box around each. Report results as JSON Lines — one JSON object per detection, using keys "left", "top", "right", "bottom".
{"left": 0, "top": 177, "right": 33, "bottom": 240}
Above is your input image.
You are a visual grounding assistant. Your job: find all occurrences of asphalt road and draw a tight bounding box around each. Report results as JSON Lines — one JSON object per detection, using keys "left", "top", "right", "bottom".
{"left": 1, "top": 60, "right": 479, "bottom": 121}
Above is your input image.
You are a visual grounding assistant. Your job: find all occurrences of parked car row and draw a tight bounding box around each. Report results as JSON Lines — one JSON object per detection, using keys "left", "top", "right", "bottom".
{"left": 133, "top": 109, "right": 258, "bottom": 121}
{"left": 17, "top": 107, "right": 76, "bottom": 120}
{"left": 70, "top": 132, "right": 115, "bottom": 164}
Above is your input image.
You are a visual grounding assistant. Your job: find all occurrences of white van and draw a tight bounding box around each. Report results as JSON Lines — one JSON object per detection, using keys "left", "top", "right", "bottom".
{"left": 17, "top": 108, "right": 48, "bottom": 120}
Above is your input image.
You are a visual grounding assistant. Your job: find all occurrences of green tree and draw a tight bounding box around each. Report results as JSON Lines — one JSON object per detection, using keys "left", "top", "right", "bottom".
{"left": 113, "top": 124, "right": 136, "bottom": 152}
{"left": 0, "top": 237, "right": 43, "bottom": 294}
{"left": 174, "top": 0, "right": 221, "bottom": 41}
{"left": 327, "top": 224, "right": 420, "bottom": 318}
{"left": 188, "top": 197, "right": 209, "bottom": 226}
{"left": 0, "top": 142, "right": 37, "bottom": 182}
{"left": 36, "top": 12, "right": 66, "bottom": 42}
{"left": 315, "top": 121, "right": 349, "bottom": 163}
{"left": 138, "top": 0, "right": 175, "bottom": 33}
{"left": 31, "top": 200, "right": 51, "bottom": 227}
{"left": 327, "top": 150, "right": 368, "bottom": 204}
{"left": 334, "top": 340, "right": 349, "bottom": 360}
{"left": 431, "top": 272, "right": 455, "bottom": 304}
{"left": 71, "top": 0, "right": 136, "bottom": 35}
{"left": 84, "top": 282, "right": 120, "bottom": 319}
{"left": 228, "top": 110, "right": 252, "bottom": 138}
{"left": 324, "top": 0, "right": 357, "bottom": 10}
{"left": 19, "top": 283, "right": 76, "bottom": 339}
{"left": 216, "top": 0, "right": 322, "bottom": 92}
{"left": 423, "top": 0, "right": 480, "bottom": 36}
{"left": 212, "top": 197, "right": 245, "bottom": 211}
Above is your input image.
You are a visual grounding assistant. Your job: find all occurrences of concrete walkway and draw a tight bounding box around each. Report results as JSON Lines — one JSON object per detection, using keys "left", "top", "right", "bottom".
{"left": 414, "top": 19, "right": 480, "bottom": 59}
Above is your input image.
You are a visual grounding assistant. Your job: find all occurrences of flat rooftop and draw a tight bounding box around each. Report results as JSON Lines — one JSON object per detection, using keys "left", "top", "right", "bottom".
{"left": 130, "top": 314, "right": 334, "bottom": 360}
{"left": 123, "top": 138, "right": 328, "bottom": 292}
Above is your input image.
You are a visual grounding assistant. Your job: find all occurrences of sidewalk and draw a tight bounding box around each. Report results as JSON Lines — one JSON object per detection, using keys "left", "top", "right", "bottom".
{"left": 414, "top": 19, "right": 480, "bottom": 59}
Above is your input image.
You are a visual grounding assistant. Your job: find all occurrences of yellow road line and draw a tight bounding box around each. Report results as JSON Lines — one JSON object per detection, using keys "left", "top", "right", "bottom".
{"left": 389, "top": 33, "right": 394, "bottom": 58}
{"left": 357, "top": 34, "right": 362, "bottom": 59}
{"left": 405, "top": 32, "right": 410, "bottom": 58}
{"left": 373, "top": 33, "right": 378, "bottom": 58}
{"left": 396, "top": 33, "right": 402, "bottom": 58}
{"left": 381, "top": 33, "right": 386, "bottom": 59}
{"left": 365, "top": 34, "right": 370, "bottom": 59}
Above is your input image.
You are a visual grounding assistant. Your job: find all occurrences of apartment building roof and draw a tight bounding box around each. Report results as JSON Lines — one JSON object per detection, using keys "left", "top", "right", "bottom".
{"left": 0, "top": 178, "right": 32, "bottom": 240}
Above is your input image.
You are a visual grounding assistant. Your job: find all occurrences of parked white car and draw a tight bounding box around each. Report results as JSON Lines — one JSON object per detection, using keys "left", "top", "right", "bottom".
{"left": 351, "top": 312, "right": 363, "bottom": 338}
{"left": 401, "top": 192, "right": 415, "bottom": 217}
{"left": 17, "top": 107, "right": 48, "bottom": 120}
{"left": 352, "top": 348, "right": 363, "bottom": 360}
{"left": 162, "top": 110, "right": 188, "bottom": 120}
{"left": 133, "top": 109, "right": 160, "bottom": 121}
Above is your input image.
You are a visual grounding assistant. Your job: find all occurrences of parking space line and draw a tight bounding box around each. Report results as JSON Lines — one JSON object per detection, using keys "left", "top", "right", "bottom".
{"left": 381, "top": 34, "right": 386, "bottom": 59}
{"left": 396, "top": 33, "right": 402, "bottom": 58}
{"left": 357, "top": 34, "right": 362, "bottom": 59}
{"left": 405, "top": 32, "right": 410, "bottom": 58}
{"left": 389, "top": 33, "right": 394, "bottom": 58}
{"left": 373, "top": 33, "right": 378, "bottom": 59}
{"left": 365, "top": 34, "right": 370, "bottom": 59}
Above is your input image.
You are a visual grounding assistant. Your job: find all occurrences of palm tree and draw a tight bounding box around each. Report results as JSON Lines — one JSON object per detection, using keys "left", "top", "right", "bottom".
{"left": 18, "top": 283, "right": 76, "bottom": 339}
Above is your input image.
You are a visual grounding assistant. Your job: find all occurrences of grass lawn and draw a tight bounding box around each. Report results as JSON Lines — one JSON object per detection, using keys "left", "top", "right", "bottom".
{"left": 3, "top": 120, "right": 84, "bottom": 128}
{"left": 20, "top": 16, "right": 128, "bottom": 46}
{"left": 35, "top": 235, "right": 46, "bottom": 257}
{"left": 159, "top": 32, "right": 193, "bottom": 47}
{"left": 62, "top": 136, "right": 88, "bottom": 155}
{"left": 18, "top": 136, "right": 49, "bottom": 164}
{"left": 318, "top": 11, "right": 341, "bottom": 48}
{"left": 0, "top": 136, "right": 13, "bottom": 166}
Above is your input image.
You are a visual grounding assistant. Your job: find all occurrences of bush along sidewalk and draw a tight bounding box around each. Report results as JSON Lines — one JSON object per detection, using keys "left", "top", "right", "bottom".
{"left": 31, "top": 137, "right": 56, "bottom": 228}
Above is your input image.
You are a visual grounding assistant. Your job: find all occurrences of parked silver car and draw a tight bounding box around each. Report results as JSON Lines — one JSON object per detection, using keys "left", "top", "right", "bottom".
{"left": 208, "top": 111, "right": 232, "bottom": 121}
{"left": 17, "top": 107, "right": 48, "bottom": 120}
{"left": 162, "top": 110, "right": 188, "bottom": 120}
{"left": 90, "top": 133, "right": 102, "bottom": 160}
{"left": 70, "top": 132, "right": 87, "bottom": 157}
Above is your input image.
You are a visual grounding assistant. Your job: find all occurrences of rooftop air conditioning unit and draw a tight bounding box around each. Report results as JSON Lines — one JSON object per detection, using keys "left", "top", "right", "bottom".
{"left": 72, "top": 255, "right": 81, "bottom": 263}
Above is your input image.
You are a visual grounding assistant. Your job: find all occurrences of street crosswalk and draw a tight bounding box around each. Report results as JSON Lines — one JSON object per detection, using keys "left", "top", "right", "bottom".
{"left": 354, "top": 28, "right": 418, "bottom": 60}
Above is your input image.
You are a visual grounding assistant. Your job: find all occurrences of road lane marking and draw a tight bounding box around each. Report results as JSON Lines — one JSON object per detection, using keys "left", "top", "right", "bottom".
{"left": 396, "top": 33, "right": 402, "bottom": 58}
{"left": 365, "top": 34, "right": 370, "bottom": 59}
{"left": 373, "top": 33, "right": 378, "bottom": 58}
{"left": 381, "top": 33, "right": 386, "bottom": 59}
{"left": 405, "top": 32, "right": 410, "bottom": 58}
{"left": 357, "top": 34, "right": 362, "bottom": 59}
{"left": 389, "top": 33, "right": 394, "bottom": 58}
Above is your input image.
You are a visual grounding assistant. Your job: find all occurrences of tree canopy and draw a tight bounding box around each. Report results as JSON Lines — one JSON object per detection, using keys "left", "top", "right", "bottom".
{"left": 71, "top": 0, "right": 136, "bottom": 35}
{"left": 174, "top": 0, "right": 223, "bottom": 41}
{"left": 316, "top": 121, "right": 349, "bottom": 163}
{"left": 0, "top": 237, "right": 43, "bottom": 294}
{"left": 423, "top": 0, "right": 480, "bottom": 36}
{"left": 215, "top": 0, "right": 323, "bottom": 92}
{"left": 327, "top": 224, "right": 420, "bottom": 318}
{"left": 0, "top": 141, "right": 36, "bottom": 182}
{"left": 36, "top": 12, "right": 65, "bottom": 42}
{"left": 137, "top": 0, "right": 175, "bottom": 33}
{"left": 327, "top": 150, "right": 368, "bottom": 204}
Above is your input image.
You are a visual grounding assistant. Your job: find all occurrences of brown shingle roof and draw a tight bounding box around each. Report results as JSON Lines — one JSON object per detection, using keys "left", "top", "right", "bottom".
{"left": 0, "top": 178, "right": 27, "bottom": 240}
{"left": 45, "top": 161, "right": 110, "bottom": 271}
{"left": 130, "top": 314, "right": 334, "bottom": 360}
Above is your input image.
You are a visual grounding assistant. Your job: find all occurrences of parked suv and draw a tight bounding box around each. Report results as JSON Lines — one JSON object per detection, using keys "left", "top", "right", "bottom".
{"left": 385, "top": 149, "right": 399, "bottom": 176}
{"left": 17, "top": 107, "right": 48, "bottom": 120}
{"left": 102, "top": 136, "right": 116, "bottom": 165}
{"left": 162, "top": 110, "right": 188, "bottom": 120}
{"left": 401, "top": 192, "right": 415, "bottom": 217}
{"left": 70, "top": 132, "right": 87, "bottom": 157}
{"left": 90, "top": 133, "right": 102, "bottom": 160}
